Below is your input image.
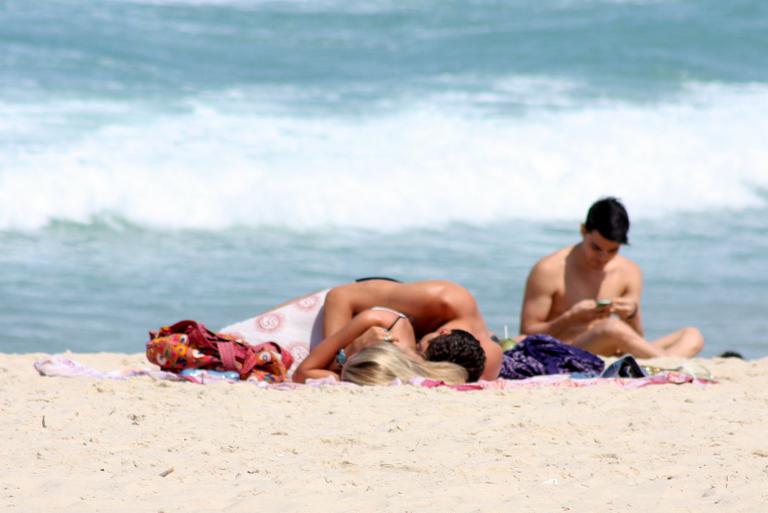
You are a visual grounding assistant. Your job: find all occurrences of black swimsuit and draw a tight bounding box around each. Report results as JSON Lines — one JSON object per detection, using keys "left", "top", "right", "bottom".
{"left": 355, "top": 276, "right": 402, "bottom": 283}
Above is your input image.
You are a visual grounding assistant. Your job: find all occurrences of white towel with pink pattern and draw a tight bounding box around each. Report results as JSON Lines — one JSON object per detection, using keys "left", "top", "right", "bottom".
{"left": 218, "top": 289, "right": 330, "bottom": 377}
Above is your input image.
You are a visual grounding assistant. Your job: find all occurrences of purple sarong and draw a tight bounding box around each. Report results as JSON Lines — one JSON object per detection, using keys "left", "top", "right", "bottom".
{"left": 499, "top": 334, "right": 604, "bottom": 379}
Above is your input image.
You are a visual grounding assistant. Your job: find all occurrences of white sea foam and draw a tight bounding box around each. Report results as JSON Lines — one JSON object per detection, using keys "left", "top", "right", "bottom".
{"left": 118, "top": 0, "right": 408, "bottom": 13}
{"left": 2, "top": 82, "right": 767, "bottom": 231}
{"left": 119, "top": 0, "right": 672, "bottom": 11}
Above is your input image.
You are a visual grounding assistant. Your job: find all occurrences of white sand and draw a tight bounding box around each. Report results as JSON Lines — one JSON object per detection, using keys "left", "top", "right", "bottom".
{"left": 1, "top": 353, "right": 767, "bottom": 512}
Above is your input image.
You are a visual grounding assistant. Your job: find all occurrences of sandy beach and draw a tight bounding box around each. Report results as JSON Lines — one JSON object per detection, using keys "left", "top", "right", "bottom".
{"left": 1, "top": 352, "right": 766, "bottom": 512}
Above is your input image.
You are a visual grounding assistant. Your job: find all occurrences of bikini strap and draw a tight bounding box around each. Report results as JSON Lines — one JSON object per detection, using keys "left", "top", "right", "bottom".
{"left": 370, "top": 306, "right": 408, "bottom": 330}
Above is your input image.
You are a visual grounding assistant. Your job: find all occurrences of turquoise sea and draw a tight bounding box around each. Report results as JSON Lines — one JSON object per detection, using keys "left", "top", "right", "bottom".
{"left": 1, "top": 0, "right": 767, "bottom": 357}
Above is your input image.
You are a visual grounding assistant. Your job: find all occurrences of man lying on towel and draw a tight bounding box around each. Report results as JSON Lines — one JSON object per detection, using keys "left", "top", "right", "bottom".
{"left": 293, "top": 278, "right": 502, "bottom": 382}
{"left": 519, "top": 197, "right": 704, "bottom": 358}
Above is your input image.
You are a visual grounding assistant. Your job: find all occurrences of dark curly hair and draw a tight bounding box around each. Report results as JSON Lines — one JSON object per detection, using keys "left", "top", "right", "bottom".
{"left": 425, "top": 329, "right": 486, "bottom": 382}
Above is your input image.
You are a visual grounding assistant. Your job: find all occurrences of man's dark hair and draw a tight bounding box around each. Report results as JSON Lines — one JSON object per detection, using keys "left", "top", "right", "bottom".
{"left": 425, "top": 329, "right": 486, "bottom": 382}
{"left": 584, "top": 197, "right": 630, "bottom": 244}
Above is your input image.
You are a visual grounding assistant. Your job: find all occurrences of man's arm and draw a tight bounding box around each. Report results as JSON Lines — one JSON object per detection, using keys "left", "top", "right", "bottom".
{"left": 611, "top": 262, "right": 644, "bottom": 336}
{"left": 435, "top": 283, "right": 502, "bottom": 380}
{"left": 478, "top": 339, "right": 502, "bottom": 380}
{"left": 322, "top": 285, "right": 358, "bottom": 337}
{"left": 293, "top": 309, "right": 395, "bottom": 383}
{"left": 519, "top": 260, "right": 605, "bottom": 339}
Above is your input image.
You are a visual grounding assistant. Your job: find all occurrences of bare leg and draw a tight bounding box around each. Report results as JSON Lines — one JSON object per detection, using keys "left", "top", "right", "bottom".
{"left": 650, "top": 327, "right": 704, "bottom": 357}
{"left": 571, "top": 318, "right": 665, "bottom": 358}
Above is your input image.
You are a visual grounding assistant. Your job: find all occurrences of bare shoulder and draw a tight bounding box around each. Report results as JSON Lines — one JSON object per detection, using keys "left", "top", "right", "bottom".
{"left": 410, "top": 279, "right": 477, "bottom": 311}
{"left": 326, "top": 280, "right": 392, "bottom": 307}
{"left": 327, "top": 280, "right": 366, "bottom": 299}
{"left": 400, "top": 280, "right": 471, "bottom": 302}
{"left": 612, "top": 254, "right": 643, "bottom": 279}
{"left": 524, "top": 246, "right": 569, "bottom": 296}
{"left": 528, "top": 247, "right": 569, "bottom": 280}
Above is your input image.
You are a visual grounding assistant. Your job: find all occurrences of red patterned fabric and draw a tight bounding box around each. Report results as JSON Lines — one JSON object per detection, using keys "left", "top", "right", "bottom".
{"left": 146, "top": 320, "right": 293, "bottom": 382}
{"left": 218, "top": 289, "right": 331, "bottom": 378}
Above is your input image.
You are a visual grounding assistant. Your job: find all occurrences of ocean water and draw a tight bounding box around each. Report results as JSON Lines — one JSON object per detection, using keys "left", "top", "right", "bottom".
{"left": 1, "top": 0, "right": 767, "bottom": 357}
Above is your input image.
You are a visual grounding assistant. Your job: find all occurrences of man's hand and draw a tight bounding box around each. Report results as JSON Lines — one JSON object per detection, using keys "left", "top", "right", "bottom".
{"left": 609, "top": 298, "right": 638, "bottom": 320}
{"left": 568, "top": 299, "right": 612, "bottom": 324}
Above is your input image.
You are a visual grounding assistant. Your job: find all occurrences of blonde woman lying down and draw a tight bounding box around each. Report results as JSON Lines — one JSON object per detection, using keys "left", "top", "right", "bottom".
{"left": 292, "top": 307, "right": 467, "bottom": 385}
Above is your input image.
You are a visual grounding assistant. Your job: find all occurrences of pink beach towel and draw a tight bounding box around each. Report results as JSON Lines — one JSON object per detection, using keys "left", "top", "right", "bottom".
{"left": 34, "top": 355, "right": 715, "bottom": 389}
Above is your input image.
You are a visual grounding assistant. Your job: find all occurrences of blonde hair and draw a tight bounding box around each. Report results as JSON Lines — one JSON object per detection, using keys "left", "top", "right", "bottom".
{"left": 341, "top": 342, "right": 468, "bottom": 386}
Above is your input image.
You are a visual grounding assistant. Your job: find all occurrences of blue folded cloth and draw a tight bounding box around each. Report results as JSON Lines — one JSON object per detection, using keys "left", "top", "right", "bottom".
{"left": 600, "top": 355, "right": 648, "bottom": 378}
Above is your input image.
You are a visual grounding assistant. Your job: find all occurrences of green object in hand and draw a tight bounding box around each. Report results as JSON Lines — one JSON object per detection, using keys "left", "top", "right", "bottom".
{"left": 596, "top": 299, "right": 612, "bottom": 308}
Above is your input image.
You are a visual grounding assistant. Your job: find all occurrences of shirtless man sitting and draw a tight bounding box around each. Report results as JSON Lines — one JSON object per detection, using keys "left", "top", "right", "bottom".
{"left": 519, "top": 197, "right": 704, "bottom": 358}
{"left": 321, "top": 278, "right": 502, "bottom": 380}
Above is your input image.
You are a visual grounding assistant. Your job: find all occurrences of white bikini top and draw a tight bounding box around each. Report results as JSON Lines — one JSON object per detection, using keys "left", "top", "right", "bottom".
{"left": 371, "top": 306, "right": 409, "bottom": 330}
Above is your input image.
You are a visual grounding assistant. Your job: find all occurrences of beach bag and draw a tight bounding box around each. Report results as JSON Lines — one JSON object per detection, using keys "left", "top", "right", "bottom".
{"left": 146, "top": 320, "right": 293, "bottom": 382}
{"left": 499, "top": 334, "right": 605, "bottom": 379}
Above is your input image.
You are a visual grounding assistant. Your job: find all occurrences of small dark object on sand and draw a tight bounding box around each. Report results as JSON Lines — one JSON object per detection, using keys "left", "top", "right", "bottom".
{"left": 718, "top": 350, "right": 744, "bottom": 359}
